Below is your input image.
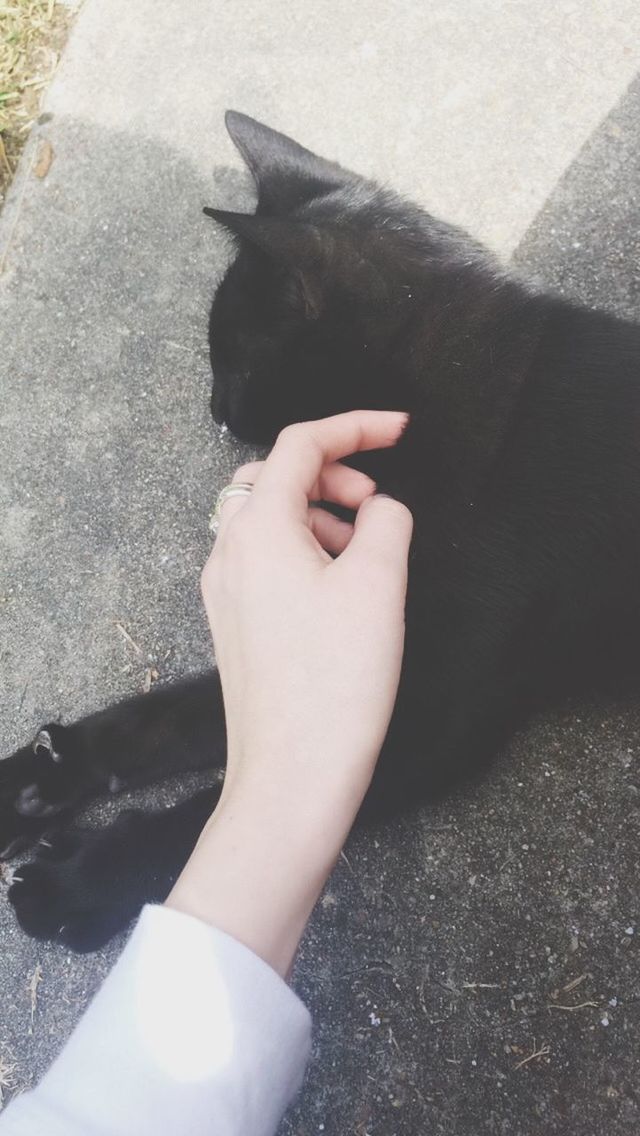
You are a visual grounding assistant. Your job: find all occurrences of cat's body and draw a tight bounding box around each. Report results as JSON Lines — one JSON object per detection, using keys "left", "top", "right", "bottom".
{"left": 3, "top": 112, "right": 640, "bottom": 950}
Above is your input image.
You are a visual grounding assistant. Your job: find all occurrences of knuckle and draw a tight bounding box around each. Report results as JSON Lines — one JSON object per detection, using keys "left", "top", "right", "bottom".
{"left": 278, "top": 420, "right": 321, "bottom": 450}
{"left": 233, "top": 461, "right": 262, "bottom": 484}
{"left": 277, "top": 422, "right": 303, "bottom": 448}
{"left": 276, "top": 421, "right": 326, "bottom": 469}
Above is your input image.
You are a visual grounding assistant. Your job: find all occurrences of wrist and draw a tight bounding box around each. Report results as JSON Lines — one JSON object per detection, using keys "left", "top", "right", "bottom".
{"left": 166, "top": 778, "right": 361, "bottom": 977}
{"left": 221, "top": 731, "right": 376, "bottom": 822}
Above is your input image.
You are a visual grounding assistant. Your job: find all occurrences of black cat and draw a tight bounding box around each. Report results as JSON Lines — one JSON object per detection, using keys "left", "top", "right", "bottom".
{"left": 4, "top": 111, "right": 640, "bottom": 951}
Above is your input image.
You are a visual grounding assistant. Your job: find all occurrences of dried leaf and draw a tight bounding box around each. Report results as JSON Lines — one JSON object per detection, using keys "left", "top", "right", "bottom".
{"left": 32, "top": 137, "right": 53, "bottom": 178}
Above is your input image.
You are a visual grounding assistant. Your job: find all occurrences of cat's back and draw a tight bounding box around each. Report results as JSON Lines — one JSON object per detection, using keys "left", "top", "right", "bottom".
{"left": 513, "top": 300, "right": 640, "bottom": 501}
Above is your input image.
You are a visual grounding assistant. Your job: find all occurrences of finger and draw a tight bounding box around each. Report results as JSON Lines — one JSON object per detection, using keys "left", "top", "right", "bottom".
{"left": 313, "top": 462, "right": 375, "bottom": 510}
{"left": 256, "top": 411, "right": 408, "bottom": 518}
{"left": 308, "top": 507, "right": 354, "bottom": 556}
{"left": 230, "top": 462, "right": 265, "bottom": 485}
{"left": 212, "top": 461, "right": 264, "bottom": 539}
{"left": 337, "top": 494, "right": 413, "bottom": 596}
{"left": 210, "top": 460, "right": 369, "bottom": 544}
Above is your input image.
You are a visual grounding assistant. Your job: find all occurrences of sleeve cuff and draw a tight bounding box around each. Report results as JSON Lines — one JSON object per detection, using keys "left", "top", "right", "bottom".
{"left": 2, "top": 904, "right": 311, "bottom": 1136}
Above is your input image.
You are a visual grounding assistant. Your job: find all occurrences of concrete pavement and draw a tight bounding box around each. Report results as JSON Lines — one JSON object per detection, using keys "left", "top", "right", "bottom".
{"left": 1, "top": 3, "right": 640, "bottom": 1132}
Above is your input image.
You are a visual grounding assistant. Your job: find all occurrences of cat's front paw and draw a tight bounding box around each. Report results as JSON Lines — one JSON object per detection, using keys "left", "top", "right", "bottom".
{"left": 0, "top": 724, "right": 79, "bottom": 857}
{"left": 8, "top": 810, "right": 171, "bottom": 952}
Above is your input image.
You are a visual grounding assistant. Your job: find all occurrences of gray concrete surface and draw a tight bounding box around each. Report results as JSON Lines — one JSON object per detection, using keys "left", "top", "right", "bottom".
{"left": 1, "top": 2, "right": 640, "bottom": 1132}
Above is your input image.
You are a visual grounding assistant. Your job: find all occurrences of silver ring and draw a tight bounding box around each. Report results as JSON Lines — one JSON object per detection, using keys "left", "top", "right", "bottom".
{"left": 209, "top": 482, "right": 253, "bottom": 534}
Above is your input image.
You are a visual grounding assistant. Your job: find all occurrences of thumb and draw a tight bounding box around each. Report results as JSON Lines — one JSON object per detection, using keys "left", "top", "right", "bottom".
{"left": 340, "top": 493, "right": 413, "bottom": 590}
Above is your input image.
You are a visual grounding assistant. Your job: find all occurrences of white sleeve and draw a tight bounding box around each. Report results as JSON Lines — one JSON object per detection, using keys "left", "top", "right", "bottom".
{"left": 0, "top": 905, "right": 312, "bottom": 1136}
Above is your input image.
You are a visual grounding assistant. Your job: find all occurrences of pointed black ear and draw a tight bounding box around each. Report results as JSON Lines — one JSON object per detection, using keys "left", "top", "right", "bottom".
{"left": 223, "top": 110, "right": 350, "bottom": 213}
{"left": 203, "top": 208, "right": 329, "bottom": 318}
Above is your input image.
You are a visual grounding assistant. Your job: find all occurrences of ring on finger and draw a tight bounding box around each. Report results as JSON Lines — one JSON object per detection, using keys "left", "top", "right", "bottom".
{"left": 209, "top": 482, "right": 254, "bottom": 535}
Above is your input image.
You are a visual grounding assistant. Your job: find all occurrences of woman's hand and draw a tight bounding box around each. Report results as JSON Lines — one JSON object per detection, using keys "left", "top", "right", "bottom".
{"left": 205, "top": 409, "right": 412, "bottom": 812}
{"left": 167, "top": 411, "right": 412, "bottom": 976}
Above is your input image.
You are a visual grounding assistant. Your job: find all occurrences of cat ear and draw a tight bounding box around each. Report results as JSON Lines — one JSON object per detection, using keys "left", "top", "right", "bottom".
{"left": 203, "top": 208, "right": 328, "bottom": 318}
{"left": 224, "top": 110, "right": 349, "bottom": 213}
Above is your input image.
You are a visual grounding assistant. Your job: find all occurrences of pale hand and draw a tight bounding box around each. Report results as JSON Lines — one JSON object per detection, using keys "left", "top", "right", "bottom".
{"left": 167, "top": 411, "right": 413, "bottom": 976}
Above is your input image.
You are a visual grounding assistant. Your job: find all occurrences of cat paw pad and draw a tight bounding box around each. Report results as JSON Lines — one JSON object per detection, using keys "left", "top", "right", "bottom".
{"left": 8, "top": 828, "right": 125, "bottom": 952}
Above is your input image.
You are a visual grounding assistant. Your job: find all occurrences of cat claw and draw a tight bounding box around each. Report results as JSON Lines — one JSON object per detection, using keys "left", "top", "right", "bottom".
{"left": 2, "top": 869, "right": 24, "bottom": 884}
{"left": 32, "top": 729, "right": 63, "bottom": 764}
{"left": 0, "top": 727, "right": 74, "bottom": 859}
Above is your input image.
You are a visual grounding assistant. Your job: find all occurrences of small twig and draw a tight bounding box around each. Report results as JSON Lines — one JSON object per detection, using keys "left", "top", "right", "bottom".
{"left": 162, "top": 339, "right": 197, "bottom": 354}
{"left": 17, "top": 679, "right": 30, "bottom": 714}
{"left": 142, "top": 666, "right": 159, "bottom": 693}
{"left": 437, "top": 977, "right": 460, "bottom": 997}
{"left": 0, "top": 1055, "right": 17, "bottom": 1110}
{"left": 548, "top": 1000, "right": 599, "bottom": 1012}
{"left": 418, "top": 967, "right": 429, "bottom": 1016}
{"left": 515, "top": 1041, "right": 551, "bottom": 1070}
{"left": 497, "top": 849, "right": 516, "bottom": 873}
{"left": 114, "top": 621, "right": 142, "bottom": 655}
{"left": 462, "top": 982, "right": 500, "bottom": 990}
{"left": 561, "top": 973, "right": 587, "bottom": 994}
{"left": 27, "top": 964, "right": 43, "bottom": 1033}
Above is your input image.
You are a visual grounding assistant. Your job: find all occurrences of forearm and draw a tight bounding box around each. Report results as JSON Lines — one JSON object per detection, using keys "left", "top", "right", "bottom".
{"left": 182, "top": 414, "right": 410, "bottom": 976}
{"left": 166, "top": 766, "right": 368, "bottom": 977}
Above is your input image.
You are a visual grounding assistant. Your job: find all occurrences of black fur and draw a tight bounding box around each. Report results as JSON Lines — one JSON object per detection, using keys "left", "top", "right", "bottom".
{"left": 4, "top": 112, "right": 640, "bottom": 949}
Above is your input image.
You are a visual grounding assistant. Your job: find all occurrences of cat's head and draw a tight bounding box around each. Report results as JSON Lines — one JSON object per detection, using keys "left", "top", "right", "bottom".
{"left": 206, "top": 111, "right": 493, "bottom": 445}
